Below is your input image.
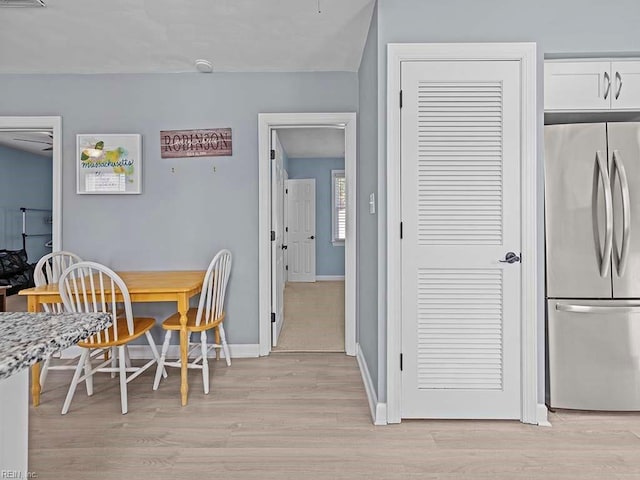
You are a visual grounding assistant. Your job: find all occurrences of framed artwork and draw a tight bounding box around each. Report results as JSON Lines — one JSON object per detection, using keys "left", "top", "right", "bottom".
{"left": 76, "top": 134, "right": 142, "bottom": 194}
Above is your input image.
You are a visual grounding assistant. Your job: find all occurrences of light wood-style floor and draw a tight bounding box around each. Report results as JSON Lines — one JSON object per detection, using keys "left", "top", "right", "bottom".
{"left": 273, "top": 281, "right": 345, "bottom": 352}
{"left": 29, "top": 353, "right": 640, "bottom": 479}
{"left": 5, "top": 292, "right": 27, "bottom": 312}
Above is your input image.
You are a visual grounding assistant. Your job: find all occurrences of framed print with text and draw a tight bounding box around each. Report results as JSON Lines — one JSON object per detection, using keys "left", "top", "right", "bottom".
{"left": 77, "top": 134, "right": 142, "bottom": 194}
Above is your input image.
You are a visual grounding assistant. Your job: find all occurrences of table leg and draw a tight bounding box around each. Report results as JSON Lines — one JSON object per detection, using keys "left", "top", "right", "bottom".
{"left": 0, "top": 286, "right": 7, "bottom": 312}
{"left": 27, "top": 295, "right": 42, "bottom": 407}
{"left": 215, "top": 327, "right": 221, "bottom": 360}
{"left": 178, "top": 294, "right": 189, "bottom": 406}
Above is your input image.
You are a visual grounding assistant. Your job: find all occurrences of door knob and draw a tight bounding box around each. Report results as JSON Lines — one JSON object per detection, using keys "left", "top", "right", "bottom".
{"left": 281, "top": 245, "right": 288, "bottom": 250}
{"left": 499, "top": 252, "right": 521, "bottom": 264}
{"left": 308, "top": 235, "right": 315, "bottom": 240}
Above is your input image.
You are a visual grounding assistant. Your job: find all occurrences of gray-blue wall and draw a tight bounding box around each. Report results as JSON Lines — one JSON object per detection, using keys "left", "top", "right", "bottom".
{"left": 287, "top": 157, "right": 345, "bottom": 277}
{"left": 0, "top": 72, "right": 358, "bottom": 344}
{"left": 375, "top": 0, "right": 640, "bottom": 405}
{"left": 0, "top": 145, "right": 52, "bottom": 263}
{"left": 357, "top": 5, "right": 380, "bottom": 397}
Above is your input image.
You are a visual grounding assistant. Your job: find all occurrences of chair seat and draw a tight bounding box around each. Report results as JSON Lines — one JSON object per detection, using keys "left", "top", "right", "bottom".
{"left": 78, "top": 317, "right": 156, "bottom": 348}
{"left": 161, "top": 308, "right": 224, "bottom": 332}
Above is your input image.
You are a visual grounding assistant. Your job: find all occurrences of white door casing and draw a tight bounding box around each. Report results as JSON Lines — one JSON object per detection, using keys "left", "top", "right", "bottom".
{"left": 258, "top": 113, "right": 357, "bottom": 359}
{"left": 400, "top": 60, "right": 521, "bottom": 419}
{"left": 271, "top": 130, "right": 286, "bottom": 346}
{"left": 287, "top": 179, "right": 316, "bottom": 282}
{"left": 387, "top": 43, "right": 538, "bottom": 425}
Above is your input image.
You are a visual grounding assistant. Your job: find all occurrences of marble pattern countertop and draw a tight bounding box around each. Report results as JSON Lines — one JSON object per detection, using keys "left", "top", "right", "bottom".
{"left": 0, "top": 312, "right": 112, "bottom": 381}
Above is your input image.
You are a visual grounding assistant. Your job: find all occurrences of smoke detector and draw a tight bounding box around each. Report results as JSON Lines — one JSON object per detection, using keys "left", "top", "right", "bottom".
{"left": 195, "top": 59, "right": 213, "bottom": 73}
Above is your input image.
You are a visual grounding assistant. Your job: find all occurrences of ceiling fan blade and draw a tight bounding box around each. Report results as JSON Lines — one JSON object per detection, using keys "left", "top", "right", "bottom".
{"left": 13, "top": 138, "right": 53, "bottom": 145}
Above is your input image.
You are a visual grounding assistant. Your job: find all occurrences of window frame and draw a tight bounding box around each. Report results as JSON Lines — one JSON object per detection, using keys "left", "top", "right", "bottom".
{"left": 331, "top": 169, "right": 346, "bottom": 246}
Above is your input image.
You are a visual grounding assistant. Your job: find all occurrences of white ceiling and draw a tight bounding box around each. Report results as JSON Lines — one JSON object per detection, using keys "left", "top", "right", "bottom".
{"left": 0, "top": 0, "right": 375, "bottom": 74}
{"left": 277, "top": 127, "right": 344, "bottom": 159}
{"left": 0, "top": 2, "right": 370, "bottom": 156}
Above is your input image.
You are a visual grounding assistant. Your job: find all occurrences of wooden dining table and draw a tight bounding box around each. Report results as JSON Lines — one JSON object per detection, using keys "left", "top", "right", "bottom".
{"left": 19, "top": 270, "right": 205, "bottom": 407}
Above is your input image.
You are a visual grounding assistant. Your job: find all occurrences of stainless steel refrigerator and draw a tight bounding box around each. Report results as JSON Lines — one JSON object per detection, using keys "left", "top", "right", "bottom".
{"left": 545, "top": 122, "right": 640, "bottom": 410}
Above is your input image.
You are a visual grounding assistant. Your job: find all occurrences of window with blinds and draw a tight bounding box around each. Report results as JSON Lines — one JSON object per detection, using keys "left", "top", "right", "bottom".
{"left": 332, "top": 169, "right": 346, "bottom": 244}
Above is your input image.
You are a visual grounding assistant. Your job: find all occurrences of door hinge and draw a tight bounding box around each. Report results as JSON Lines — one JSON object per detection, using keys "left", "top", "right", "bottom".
{"left": 400, "top": 353, "right": 403, "bottom": 371}
{"left": 399, "top": 90, "right": 403, "bottom": 109}
{"left": 270, "top": 230, "right": 275, "bottom": 241}
{"left": 400, "top": 222, "right": 403, "bottom": 239}
{"left": 285, "top": 226, "right": 288, "bottom": 232}
{"left": 286, "top": 188, "right": 288, "bottom": 194}
{"left": 285, "top": 265, "right": 289, "bottom": 271}
{"left": 270, "top": 149, "right": 275, "bottom": 160}
{"left": 271, "top": 312, "right": 276, "bottom": 323}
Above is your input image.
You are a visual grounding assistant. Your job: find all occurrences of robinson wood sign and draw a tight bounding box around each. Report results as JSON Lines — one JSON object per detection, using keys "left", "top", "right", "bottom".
{"left": 160, "top": 128, "right": 232, "bottom": 158}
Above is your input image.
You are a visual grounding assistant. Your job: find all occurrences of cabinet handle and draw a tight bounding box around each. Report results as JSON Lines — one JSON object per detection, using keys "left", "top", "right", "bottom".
{"left": 604, "top": 71, "right": 611, "bottom": 99}
{"left": 615, "top": 71, "right": 623, "bottom": 100}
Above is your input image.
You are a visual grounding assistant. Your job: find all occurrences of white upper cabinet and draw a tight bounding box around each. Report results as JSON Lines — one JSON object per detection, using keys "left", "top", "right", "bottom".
{"left": 611, "top": 61, "right": 640, "bottom": 110}
{"left": 545, "top": 59, "right": 640, "bottom": 112}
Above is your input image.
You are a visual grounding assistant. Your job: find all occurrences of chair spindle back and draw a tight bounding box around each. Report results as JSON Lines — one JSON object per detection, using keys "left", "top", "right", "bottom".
{"left": 59, "top": 261, "right": 134, "bottom": 344}
{"left": 34, "top": 251, "right": 83, "bottom": 313}
{"left": 196, "top": 249, "right": 232, "bottom": 327}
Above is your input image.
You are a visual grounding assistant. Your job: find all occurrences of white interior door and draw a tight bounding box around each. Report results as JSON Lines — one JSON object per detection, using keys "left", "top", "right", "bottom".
{"left": 400, "top": 60, "right": 522, "bottom": 419}
{"left": 284, "top": 169, "right": 289, "bottom": 284}
{"left": 286, "top": 178, "right": 316, "bottom": 282}
{"left": 271, "top": 130, "right": 286, "bottom": 346}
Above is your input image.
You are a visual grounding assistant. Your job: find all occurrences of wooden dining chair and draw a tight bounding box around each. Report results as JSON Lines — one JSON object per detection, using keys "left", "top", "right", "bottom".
{"left": 153, "top": 249, "right": 232, "bottom": 394}
{"left": 58, "top": 261, "right": 164, "bottom": 414}
{"left": 34, "top": 251, "right": 83, "bottom": 390}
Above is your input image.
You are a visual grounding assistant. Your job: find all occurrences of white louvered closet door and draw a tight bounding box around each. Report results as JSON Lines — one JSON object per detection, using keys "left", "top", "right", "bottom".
{"left": 400, "top": 61, "right": 522, "bottom": 419}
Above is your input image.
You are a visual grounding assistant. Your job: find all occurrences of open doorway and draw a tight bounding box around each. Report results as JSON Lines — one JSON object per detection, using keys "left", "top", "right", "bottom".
{"left": 271, "top": 127, "right": 346, "bottom": 352}
{"left": 0, "top": 117, "right": 61, "bottom": 313}
{"left": 258, "top": 113, "right": 357, "bottom": 357}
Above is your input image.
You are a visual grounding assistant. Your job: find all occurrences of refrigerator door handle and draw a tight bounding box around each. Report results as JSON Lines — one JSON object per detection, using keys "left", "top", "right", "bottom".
{"left": 596, "top": 150, "right": 613, "bottom": 278}
{"left": 612, "top": 150, "right": 631, "bottom": 277}
{"left": 556, "top": 303, "right": 640, "bottom": 314}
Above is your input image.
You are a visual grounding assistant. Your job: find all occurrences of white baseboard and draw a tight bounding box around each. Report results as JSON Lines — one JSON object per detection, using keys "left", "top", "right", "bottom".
{"left": 356, "top": 343, "right": 387, "bottom": 425}
{"left": 60, "top": 344, "right": 260, "bottom": 360}
{"left": 537, "top": 403, "right": 552, "bottom": 427}
{"left": 315, "top": 275, "right": 345, "bottom": 281}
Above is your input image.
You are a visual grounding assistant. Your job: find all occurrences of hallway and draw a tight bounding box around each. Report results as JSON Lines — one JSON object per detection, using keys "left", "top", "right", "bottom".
{"left": 273, "top": 281, "right": 344, "bottom": 352}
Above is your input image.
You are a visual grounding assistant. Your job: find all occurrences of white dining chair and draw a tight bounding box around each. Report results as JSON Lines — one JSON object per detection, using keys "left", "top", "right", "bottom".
{"left": 153, "top": 249, "right": 232, "bottom": 395}
{"left": 33, "top": 251, "right": 83, "bottom": 390}
{"left": 59, "top": 261, "right": 164, "bottom": 414}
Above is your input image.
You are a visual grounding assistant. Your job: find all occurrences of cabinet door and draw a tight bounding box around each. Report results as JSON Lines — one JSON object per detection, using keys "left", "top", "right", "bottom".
{"left": 544, "top": 61, "right": 611, "bottom": 111}
{"left": 611, "top": 61, "right": 640, "bottom": 110}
